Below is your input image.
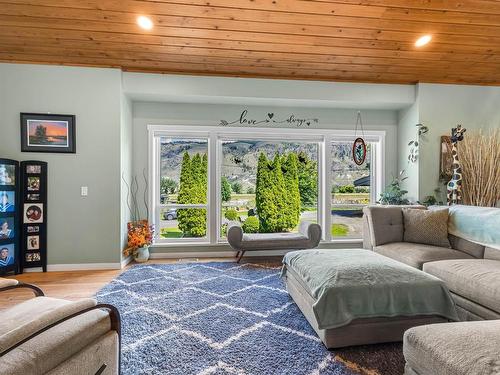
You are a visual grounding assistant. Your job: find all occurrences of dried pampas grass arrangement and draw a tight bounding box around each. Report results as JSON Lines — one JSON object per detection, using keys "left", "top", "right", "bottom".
{"left": 459, "top": 128, "right": 500, "bottom": 207}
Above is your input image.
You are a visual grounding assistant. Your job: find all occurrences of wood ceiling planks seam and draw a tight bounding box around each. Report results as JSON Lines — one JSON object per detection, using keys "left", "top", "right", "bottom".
{"left": 0, "top": 0, "right": 499, "bottom": 84}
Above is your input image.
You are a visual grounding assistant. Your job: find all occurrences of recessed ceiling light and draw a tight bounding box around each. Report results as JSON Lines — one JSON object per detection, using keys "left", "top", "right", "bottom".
{"left": 415, "top": 35, "right": 432, "bottom": 47}
{"left": 137, "top": 16, "right": 153, "bottom": 30}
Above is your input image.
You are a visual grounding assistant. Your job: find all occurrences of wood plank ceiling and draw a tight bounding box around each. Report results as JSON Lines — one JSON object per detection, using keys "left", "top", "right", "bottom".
{"left": 0, "top": 0, "right": 499, "bottom": 85}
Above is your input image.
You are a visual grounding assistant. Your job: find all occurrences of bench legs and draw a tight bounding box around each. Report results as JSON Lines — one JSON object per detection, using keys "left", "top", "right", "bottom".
{"left": 236, "top": 250, "right": 246, "bottom": 263}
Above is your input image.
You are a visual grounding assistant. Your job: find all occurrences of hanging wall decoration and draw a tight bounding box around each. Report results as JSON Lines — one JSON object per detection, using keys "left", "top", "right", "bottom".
{"left": 352, "top": 111, "right": 367, "bottom": 166}
{"left": 20, "top": 113, "right": 76, "bottom": 153}
{"left": 408, "top": 123, "right": 429, "bottom": 164}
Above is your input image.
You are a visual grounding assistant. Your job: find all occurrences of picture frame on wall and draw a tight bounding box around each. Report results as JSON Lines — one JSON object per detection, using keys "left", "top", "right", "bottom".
{"left": 20, "top": 113, "right": 76, "bottom": 153}
{"left": 0, "top": 243, "right": 15, "bottom": 267}
{"left": 24, "top": 203, "right": 43, "bottom": 224}
{"left": 0, "top": 217, "right": 15, "bottom": 239}
{"left": 0, "top": 164, "right": 16, "bottom": 185}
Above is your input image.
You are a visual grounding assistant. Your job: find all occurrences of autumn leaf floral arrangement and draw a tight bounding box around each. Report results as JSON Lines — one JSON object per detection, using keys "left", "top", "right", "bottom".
{"left": 123, "top": 171, "right": 155, "bottom": 262}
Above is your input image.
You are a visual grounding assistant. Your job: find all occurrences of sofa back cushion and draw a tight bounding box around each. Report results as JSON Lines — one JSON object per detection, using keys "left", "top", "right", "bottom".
{"left": 363, "top": 206, "right": 404, "bottom": 246}
{"left": 484, "top": 247, "right": 500, "bottom": 261}
{"left": 448, "top": 234, "right": 485, "bottom": 258}
{"left": 403, "top": 208, "right": 451, "bottom": 248}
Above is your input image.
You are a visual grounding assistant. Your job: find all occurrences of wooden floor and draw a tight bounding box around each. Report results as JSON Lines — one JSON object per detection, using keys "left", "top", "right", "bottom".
{"left": 0, "top": 257, "right": 281, "bottom": 310}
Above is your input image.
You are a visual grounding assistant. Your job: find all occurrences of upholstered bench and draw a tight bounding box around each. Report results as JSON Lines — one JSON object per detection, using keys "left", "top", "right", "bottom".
{"left": 403, "top": 320, "right": 500, "bottom": 375}
{"left": 227, "top": 221, "right": 321, "bottom": 262}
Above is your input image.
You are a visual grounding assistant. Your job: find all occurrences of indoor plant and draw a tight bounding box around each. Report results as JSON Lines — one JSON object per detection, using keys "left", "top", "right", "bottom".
{"left": 378, "top": 170, "right": 410, "bottom": 205}
{"left": 126, "top": 220, "right": 155, "bottom": 262}
{"left": 123, "top": 170, "right": 155, "bottom": 262}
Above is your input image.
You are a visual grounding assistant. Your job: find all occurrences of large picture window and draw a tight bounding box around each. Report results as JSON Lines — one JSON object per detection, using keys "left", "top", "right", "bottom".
{"left": 149, "top": 127, "right": 384, "bottom": 245}
{"left": 220, "top": 139, "right": 319, "bottom": 239}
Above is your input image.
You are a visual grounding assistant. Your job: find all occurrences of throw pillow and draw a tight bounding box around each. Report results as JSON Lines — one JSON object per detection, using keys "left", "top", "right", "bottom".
{"left": 403, "top": 208, "right": 451, "bottom": 248}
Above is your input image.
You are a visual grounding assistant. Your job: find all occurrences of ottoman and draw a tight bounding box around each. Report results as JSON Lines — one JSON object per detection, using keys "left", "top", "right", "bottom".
{"left": 282, "top": 249, "right": 458, "bottom": 348}
{"left": 403, "top": 320, "right": 500, "bottom": 375}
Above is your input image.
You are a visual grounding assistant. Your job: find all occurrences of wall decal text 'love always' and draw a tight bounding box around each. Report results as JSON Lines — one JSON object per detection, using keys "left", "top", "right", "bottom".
{"left": 219, "top": 110, "right": 319, "bottom": 127}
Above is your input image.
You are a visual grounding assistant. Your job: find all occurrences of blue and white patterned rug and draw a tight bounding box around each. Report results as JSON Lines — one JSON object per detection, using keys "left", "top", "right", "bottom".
{"left": 96, "top": 262, "right": 404, "bottom": 375}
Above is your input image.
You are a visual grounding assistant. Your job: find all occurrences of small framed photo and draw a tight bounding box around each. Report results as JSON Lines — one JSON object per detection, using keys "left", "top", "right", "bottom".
{"left": 0, "top": 191, "right": 15, "bottom": 213}
{"left": 0, "top": 164, "right": 16, "bottom": 186}
{"left": 24, "top": 203, "right": 43, "bottom": 223}
{"left": 27, "top": 235, "right": 40, "bottom": 250}
{"left": 27, "top": 225, "right": 39, "bottom": 233}
{"left": 26, "top": 165, "right": 41, "bottom": 174}
{"left": 33, "top": 252, "right": 41, "bottom": 261}
{"left": 0, "top": 243, "right": 15, "bottom": 267}
{"left": 27, "top": 176, "right": 40, "bottom": 191}
{"left": 21, "top": 113, "right": 76, "bottom": 153}
{"left": 25, "top": 253, "right": 33, "bottom": 262}
{"left": 0, "top": 217, "right": 15, "bottom": 239}
{"left": 27, "top": 193, "right": 40, "bottom": 201}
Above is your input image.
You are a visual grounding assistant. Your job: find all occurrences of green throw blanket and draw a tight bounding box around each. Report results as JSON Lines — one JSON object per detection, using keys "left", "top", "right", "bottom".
{"left": 282, "top": 249, "right": 458, "bottom": 329}
{"left": 447, "top": 205, "right": 500, "bottom": 250}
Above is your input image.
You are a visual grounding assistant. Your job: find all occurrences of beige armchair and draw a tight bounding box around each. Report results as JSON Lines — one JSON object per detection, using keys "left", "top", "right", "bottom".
{"left": 0, "top": 277, "right": 121, "bottom": 375}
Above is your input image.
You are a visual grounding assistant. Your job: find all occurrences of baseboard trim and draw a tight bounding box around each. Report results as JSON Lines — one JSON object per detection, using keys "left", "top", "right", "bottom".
{"left": 45, "top": 263, "right": 123, "bottom": 271}
{"left": 23, "top": 267, "right": 43, "bottom": 273}
{"left": 121, "top": 255, "right": 133, "bottom": 269}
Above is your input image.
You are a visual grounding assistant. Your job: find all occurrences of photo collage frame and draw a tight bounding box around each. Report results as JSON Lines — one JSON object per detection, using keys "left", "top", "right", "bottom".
{"left": 0, "top": 159, "right": 19, "bottom": 275}
{"left": 21, "top": 161, "right": 47, "bottom": 272}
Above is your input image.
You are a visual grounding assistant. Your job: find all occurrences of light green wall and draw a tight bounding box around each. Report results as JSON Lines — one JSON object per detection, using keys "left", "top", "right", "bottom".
{"left": 397, "top": 94, "right": 420, "bottom": 202}
{"left": 3, "top": 63, "right": 497, "bottom": 263}
{"left": 132, "top": 102, "right": 399, "bottom": 253}
{"left": 0, "top": 63, "right": 123, "bottom": 265}
{"left": 417, "top": 83, "right": 500, "bottom": 200}
{"left": 120, "top": 94, "right": 133, "bottom": 260}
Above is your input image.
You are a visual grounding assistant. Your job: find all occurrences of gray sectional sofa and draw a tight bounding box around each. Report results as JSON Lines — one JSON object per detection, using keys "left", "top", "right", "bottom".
{"left": 363, "top": 205, "right": 500, "bottom": 321}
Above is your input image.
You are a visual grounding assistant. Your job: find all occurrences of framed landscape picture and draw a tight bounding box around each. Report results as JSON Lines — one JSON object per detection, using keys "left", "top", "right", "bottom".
{"left": 20, "top": 113, "right": 76, "bottom": 153}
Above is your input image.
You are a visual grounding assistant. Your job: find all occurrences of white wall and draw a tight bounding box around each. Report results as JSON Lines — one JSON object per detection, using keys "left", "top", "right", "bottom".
{"left": 0, "top": 63, "right": 123, "bottom": 265}
{"left": 417, "top": 83, "right": 500, "bottom": 200}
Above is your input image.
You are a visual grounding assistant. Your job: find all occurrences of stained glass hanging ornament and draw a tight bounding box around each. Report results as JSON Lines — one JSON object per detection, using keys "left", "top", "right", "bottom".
{"left": 352, "top": 111, "right": 367, "bottom": 165}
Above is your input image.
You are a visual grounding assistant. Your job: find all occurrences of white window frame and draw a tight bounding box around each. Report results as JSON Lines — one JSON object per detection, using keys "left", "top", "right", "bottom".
{"left": 148, "top": 125, "right": 385, "bottom": 246}
{"left": 326, "top": 136, "right": 382, "bottom": 241}
{"left": 149, "top": 130, "right": 211, "bottom": 244}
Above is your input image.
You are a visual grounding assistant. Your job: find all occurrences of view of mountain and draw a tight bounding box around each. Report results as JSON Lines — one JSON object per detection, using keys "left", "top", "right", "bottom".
{"left": 160, "top": 139, "right": 369, "bottom": 189}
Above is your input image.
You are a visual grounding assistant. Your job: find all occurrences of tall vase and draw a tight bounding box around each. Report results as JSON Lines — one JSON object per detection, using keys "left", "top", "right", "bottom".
{"left": 135, "top": 246, "right": 150, "bottom": 263}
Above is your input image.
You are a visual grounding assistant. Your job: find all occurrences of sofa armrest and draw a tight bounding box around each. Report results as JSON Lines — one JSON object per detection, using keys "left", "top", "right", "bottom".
{"left": 0, "top": 280, "right": 44, "bottom": 297}
{"left": 227, "top": 222, "right": 244, "bottom": 250}
{"left": 299, "top": 221, "right": 322, "bottom": 246}
{"left": 0, "top": 303, "right": 121, "bottom": 375}
{"left": 363, "top": 205, "right": 426, "bottom": 247}
{"left": 0, "top": 299, "right": 121, "bottom": 374}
